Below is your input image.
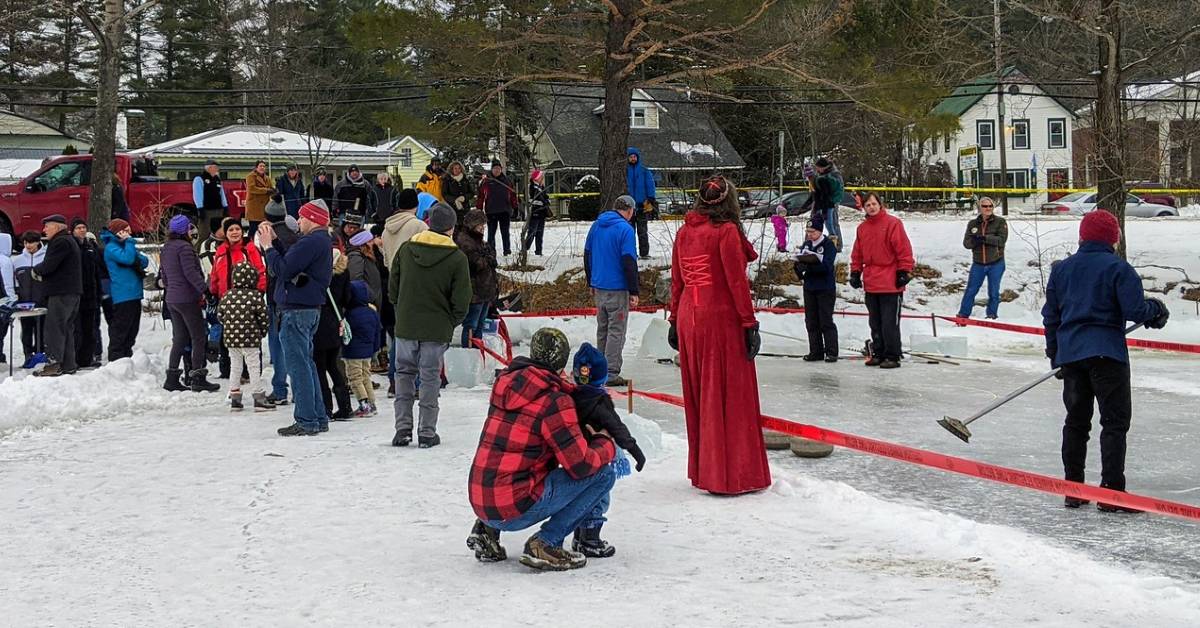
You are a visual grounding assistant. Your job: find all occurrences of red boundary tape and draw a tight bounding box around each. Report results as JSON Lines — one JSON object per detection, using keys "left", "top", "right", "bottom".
{"left": 473, "top": 337, "right": 1200, "bottom": 522}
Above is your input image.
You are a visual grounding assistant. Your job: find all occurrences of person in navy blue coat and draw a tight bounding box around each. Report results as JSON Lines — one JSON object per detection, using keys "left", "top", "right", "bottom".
{"left": 1042, "top": 210, "right": 1169, "bottom": 512}
{"left": 342, "top": 279, "right": 383, "bottom": 417}
{"left": 794, "top": 217, "right": 839, "bottom": 362}
{"left": 625, "top": 147, "right": 656, "bottom": 259}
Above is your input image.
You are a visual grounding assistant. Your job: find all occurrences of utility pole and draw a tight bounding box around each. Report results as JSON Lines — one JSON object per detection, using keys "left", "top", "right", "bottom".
{"left": 242, "top": 91, "right": 249, "bottom": 125}
{"left": 994, "top": 0, "right": 1010, "bottom": 215}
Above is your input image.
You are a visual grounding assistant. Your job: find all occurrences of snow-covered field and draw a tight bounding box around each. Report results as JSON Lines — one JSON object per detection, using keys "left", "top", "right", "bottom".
{"left": 1, "top": 214, "right": 1198, "bottom": 626}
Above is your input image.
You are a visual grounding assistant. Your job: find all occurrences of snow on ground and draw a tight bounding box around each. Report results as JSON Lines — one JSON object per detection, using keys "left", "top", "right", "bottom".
{"left": 2, "top": 214, "right": 1199, "bottom": 625}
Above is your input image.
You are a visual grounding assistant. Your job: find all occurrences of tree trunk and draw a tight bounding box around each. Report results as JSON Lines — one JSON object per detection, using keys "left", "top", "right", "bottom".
{"left": 598, "top": 0, "right": 637, "bottom": 212}
{"left": 1095, "top": 0, "right": 1127, "bottom": 257}
{"left": 86, "top": 0, "right": 126, "bottom": 234}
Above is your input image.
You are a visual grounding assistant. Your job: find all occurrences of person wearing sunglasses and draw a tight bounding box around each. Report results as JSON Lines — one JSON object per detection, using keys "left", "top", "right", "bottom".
{"left": 957, "top": 196, "right": 1008, "bottom": 320}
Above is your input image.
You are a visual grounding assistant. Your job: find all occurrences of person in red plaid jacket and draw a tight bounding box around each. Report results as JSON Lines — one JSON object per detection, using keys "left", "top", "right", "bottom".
{"left": 467, "top": 327, "right": 618, "bottom": 571}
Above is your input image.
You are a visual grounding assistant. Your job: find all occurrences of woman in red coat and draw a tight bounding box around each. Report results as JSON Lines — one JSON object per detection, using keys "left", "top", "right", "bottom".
{"left": 848, "top": 193, "right": 914, "bottom": 369}
{"left": 668, "top": 176, "right": 770, "bottom": 495}
{"left": 209, "top": 218, "right": 267, "bottom": 298}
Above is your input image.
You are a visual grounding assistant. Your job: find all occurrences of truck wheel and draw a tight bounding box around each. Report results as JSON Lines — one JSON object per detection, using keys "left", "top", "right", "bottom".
{"left": 1156, "top": 211, "right": 1175, "bottom": 217}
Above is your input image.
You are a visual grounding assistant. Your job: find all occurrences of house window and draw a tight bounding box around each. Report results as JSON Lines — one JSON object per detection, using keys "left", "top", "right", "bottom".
{"left": 977, "top": 120, "right": 995, "bottom": 150}
{"left": 943, "top": 134, "right": 951, "bottom": 153}
{"left": 399, "top": 148, "right": 412, "bottom": 168}
{"left": 631, "top": 107, "right": 648, "bottom": 128}
{"left": 1048, "top": 118, "right": 1066, "bottom": 149}
{"left": 1012, "top": 119, "right": 1030, "bottom": 150}
{"left": 982, "top": 169, "right": 1030, "bottom": 195}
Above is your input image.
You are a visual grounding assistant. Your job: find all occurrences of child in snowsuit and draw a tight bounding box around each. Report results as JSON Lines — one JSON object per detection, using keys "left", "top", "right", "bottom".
{"left": 568, "top": 342, "right": 646, "bottom": 558}
{"left": 342, "top": 279, "right": 384, "bottom": 417}
{"left": 217, "top": 262, "right": 271, "bottom": 411}
{"left": 771, "top": 206, "right": 789, "bottom": 253}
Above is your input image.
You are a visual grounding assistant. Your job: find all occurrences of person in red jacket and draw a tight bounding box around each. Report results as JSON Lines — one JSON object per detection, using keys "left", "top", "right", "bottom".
{"left": 467, "top": 328, "right": 618, "bottom": 571}
{"left": 209, "top": 218, "right": 267, "bottom": 298}
{"left": 848, "top": 192, "right": 914, "bottom": 368}
{"left": 667, "top": 175, "right": 770, "bottom": 495}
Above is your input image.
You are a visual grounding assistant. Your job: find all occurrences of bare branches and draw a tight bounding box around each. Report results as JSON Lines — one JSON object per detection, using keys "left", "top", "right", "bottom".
{"left": 1121, "top": 22, "right": 1200, "bottom": 73}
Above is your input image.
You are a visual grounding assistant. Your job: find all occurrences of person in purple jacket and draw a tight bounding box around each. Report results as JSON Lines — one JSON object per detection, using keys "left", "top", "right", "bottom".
{"left": 159, "top": 214, "right": 220, "bottom": 393}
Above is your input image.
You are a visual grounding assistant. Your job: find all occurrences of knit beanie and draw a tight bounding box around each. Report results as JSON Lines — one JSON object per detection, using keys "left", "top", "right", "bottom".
{"left": 264, "top": 194, "right": 286, "bottom": 220}
{"left": 397, "top": 188, "right": 418, "bottom": 211}
{"left": 298, "top": 199, "right": 331, "bottom": 227}
{"left": 1079, "top": 210, "right": 1120, "bottom": 245}
{"left": 168, "top": 214, "right": 192, "bottom": 236}
{"left": 221, "top": 217, "right": 243, "bottom": 234}
{"left": 530, "top": 328, "right": 570, "bottom": 373}
{"left": 107, "top": 218, "right": 130, "bottom": 234}
{"left": 572, "top": 342, "right": 608, "bottom": 387}
{"left": 70, "top": 217, "right": 87, "bottom": 230}
{"left": 463, "top": 210, "right": 487, "bottom": 231}
{"left": 349, "top": 230, "right": 373, "bottom": 247}
{"left": 427, "top": 203, "right": 457, "bottom": 234}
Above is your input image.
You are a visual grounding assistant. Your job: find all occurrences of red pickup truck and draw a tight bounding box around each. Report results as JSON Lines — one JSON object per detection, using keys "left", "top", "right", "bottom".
{"left": 0, "top": 153, "right": 246, "bottom": 239}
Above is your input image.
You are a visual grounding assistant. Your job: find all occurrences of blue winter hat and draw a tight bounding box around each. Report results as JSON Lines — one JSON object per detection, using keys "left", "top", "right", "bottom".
{"left": 168, "top": 214, "right": 192, "bottom": 235}
{"left": 572, "top": 342, "right": 608, "bottom": 387}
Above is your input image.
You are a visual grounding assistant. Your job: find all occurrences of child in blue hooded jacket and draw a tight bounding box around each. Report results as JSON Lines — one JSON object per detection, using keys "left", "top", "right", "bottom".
{"left": 343, "top": 279, "right": 384, "bottom": 417}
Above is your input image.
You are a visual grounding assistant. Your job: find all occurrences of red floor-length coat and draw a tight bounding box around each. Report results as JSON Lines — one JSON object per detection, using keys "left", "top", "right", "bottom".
{"left": 669, "top": 212, "right": 771, "bottom": 495}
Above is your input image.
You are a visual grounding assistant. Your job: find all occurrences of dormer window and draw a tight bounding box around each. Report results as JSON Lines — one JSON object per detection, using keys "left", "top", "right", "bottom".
{"left": 632, "top": 106, "right": 649, "bottom": 128}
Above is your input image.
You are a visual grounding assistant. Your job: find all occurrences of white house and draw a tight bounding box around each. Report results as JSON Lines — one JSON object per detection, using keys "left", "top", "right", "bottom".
{"left": 909, "top": 67, "right": 1077, "bottom": 211}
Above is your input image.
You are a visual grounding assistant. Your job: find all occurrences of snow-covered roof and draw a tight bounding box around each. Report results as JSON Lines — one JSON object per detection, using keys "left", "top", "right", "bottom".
{"left": 0, "top": 158, "right": 44, "bottom": 182}
{"left": 135, "top": 125, "right": 397, "bottom": 165}
{"left": 375, "top": 135, "right": 437, "bottom": 156}
{"left": 1124, "top": 69, "right": 1200, "bottom": 100}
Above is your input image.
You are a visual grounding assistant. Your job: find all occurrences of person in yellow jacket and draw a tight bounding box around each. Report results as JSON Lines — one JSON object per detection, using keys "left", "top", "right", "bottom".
{"left": 416, "top": 158, "right": 445, "bottom": 203}
{"left": 244, "top": 160, "right": 274, "bottom": 232}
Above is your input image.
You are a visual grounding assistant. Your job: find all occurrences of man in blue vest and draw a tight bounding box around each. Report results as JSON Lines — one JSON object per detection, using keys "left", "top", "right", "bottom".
{"left": 1042, "top": 210, "right": 1169, "bottom": 513}
{"left": 192, "top": 159, "right": 228, "bottom": 243}
{"left": 625, "top": 148, "right": 656, "bottom": 259}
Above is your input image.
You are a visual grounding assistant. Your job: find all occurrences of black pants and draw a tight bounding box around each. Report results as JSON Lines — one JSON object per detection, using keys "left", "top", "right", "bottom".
{"left": 1061, "top": 357, "right": 1133, "bottom": 490}
{"left": 314, "top": 346, "right": 349, "bottom": 415}
{"left": 45, "top": 294, "right": 80, "bottom": 371}
{"left": 21, "top": 316, "right": 44, "bottom": 357}
{"left": 167, "top": 302, "right": 207, "bottom": 372}
{"left": 634, "top": 212, "right": 650, "bottom": 257}
{"left": 865, "top": 292, "right": 902, "bottom": 360}
{"left": 108, "top": 300, "right": 142, "bottom": 361}
{"left": 487, "top": 212, "right": 511, "bottom": 255}
{"left": 523, "top": 215, "right": 546, "bottom": 254}
{"left": 75, "top": 303, "right": 99, "bottom": 367}
{"left": 803, "top": 289, "right": 838, "bottom": 358}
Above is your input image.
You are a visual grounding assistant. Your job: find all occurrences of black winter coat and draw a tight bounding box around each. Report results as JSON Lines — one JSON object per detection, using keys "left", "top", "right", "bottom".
{"left": 78, "top": 236, "right": 103, "bottom": 308}
{"left": 571, "top": 386, "right": 646, "bottom": 471}
{"left": 441, "top": 172, "right": 475, "bottom": 217}
{"left": 34, "top": 231, "right": 82, "bottom": 297}
{"left": 315, "top": 256, "right": 351, "bottom": 351}
{"left": 455, "top": 228, "right": 499, "bottom": 304}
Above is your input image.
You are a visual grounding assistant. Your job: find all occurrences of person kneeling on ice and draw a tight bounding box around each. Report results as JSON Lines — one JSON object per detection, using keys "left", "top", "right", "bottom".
{"left": 1043, "top": 210, "right": 1169, "bottom": 513}
{"left": 217, "top": 262, "right": 272, "bottom": 411}
{"left": 467, "top": 328, "right": 620, "bottom": 571}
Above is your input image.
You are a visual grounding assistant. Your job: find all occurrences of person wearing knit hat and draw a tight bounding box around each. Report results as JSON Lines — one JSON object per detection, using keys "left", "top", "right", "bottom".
{"left": 465, "top": 327, "right": 619, "bottom": 569}
{"left": 159, "top": 209, "right": 216, "bottom": 392}
{"left": 70, "top": 217, "right": 104, "bottom": 369}
{"left": 475, "top": 159, "right": 517, "bottom": 256}
{"left": 795, "top": 218, "right": 839, "bottom": 362}
{"left": 263, "top": 196, "right": 299, "bottom": 406}
{"left": 387, "top": 197, "right": 471, "bottom": 448}
{"left": 1042, "top": 208, "right": 1170, "bottom": 512}
{"left": 100, "top": 216, "right": 149, "bottom": 362}
{"left": 260, "top": 194, "right": 335, "bottom": 436}
{"left": 397, "top": 188, "right": 419, "bottom": 211}
{"left": 168, "top": 214, "right": 192, "bottom": 236}
{"left": 455, "top": 209, "right": 498, "bottom": 348}
{"left": 348, "top": 230, "right": 373, "bottom": 248}
{"left": 524, "top": 168, "right": 551, "bottom": 256}
{"left": 264, "top": 194, "right": 287, "bottom": 221}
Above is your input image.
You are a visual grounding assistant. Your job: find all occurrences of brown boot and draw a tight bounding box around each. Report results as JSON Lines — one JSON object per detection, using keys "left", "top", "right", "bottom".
{"left": 519, "top": 535, "right": 586, "bottom": 571}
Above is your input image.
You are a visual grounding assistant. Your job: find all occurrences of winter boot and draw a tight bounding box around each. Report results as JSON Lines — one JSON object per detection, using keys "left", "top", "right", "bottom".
{"left": 519, "top": 535, "right": 586, "bottom": 571}
{"left": 802, "top": 354, "right": 823, "bottom": 362}
{"left": 392, "top": 430, "right": 411, "bottom": 447}
{"left": 277, "top": 423, "right": 318, "bottom": 437}
{"left": 353, "top": 401, "right": 371, "bottom": 418}
{"left": 572, "top": 526, "right": 616, "bottom": 558}
{"left": 418, "top": 434, "right": 441, "bottom": 449}
{"left": 879, "top": 359, "right": 901, "bottom": 369}
{"left": 1064, "top": 496, "right": 1090, "bottom": 509}
{"left": 34, "top": 362, "right": 63, "bottom": 377}
{"left": 189, "top": 368, "right": 221, "bottom": 393}
{"left": 466, "top": 520, "right": 507, "bottom": 562}
{"left": 230, "top": 391, "right": 244, "bottom": 411}
{"left": 607, "top": 374, "right": 629, "bottom": 387}
{"left": 824, "top": 355, "right": 839, "bottom": 363}
{"left": 163, "top": 368, "right": 187, "bottom": 392}
{"left": 252, "top": 393, "right": 274, "bottom": 412}
{"left": 265, "top": 393, "right": 288, "bottom": 406}
{"left": 864, "top": 356, "right": 882, "bottom": 367}
{"left": 331, "top": 386, "right": 354, "bottom": 421}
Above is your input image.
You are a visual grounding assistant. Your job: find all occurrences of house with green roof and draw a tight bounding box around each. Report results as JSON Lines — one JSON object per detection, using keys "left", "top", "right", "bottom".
{"left": 909, "top": 67, "right": 1076, "bottom": 210}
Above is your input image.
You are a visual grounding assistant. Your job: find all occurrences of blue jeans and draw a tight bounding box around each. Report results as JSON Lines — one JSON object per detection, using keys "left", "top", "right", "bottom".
{"left": 817, "top": 206, "right": 842, "bottom": 250}
{"left": 267, "top": 302, "right": 288, "bottom": 399}
{"left": 280, "top": 308, "right": 325, "bottom": 430}
{"left": 460, "top": 301, "right": 490, "bottom": 348}
{"left": 958, "top": 259, "right": 1006, "bottom": 319}
{"left": 486, "top": 466, "right": 615, "bottom": 547}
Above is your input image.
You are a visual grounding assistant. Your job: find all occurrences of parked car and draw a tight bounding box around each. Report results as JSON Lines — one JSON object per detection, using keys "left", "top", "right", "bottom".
{"left": 1127, "top": 181, "right": 1177, "bottom": 207}
{"left": 0, "top": 153, "right": 246, "bottom": 238}
{"left": 738, "top": 189, "right": 779, "bottom": 219}
{"left": 658, "top": 188, "right": 694, "bottom": 216}
{"left": 1039, "top": 191, "right": 1178, "bottom": 217}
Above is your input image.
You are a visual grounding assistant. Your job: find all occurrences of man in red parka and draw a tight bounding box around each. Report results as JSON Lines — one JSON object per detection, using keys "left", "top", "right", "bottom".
{"left": 848, "top": 192, "right": 914, "bottom": 368}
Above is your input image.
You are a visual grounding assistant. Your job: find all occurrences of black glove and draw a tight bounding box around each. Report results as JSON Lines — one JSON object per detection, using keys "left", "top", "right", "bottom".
{"left": 849, "top": 271, "right": 863, "bottom": 290}
{"left": 745, "top": 324, "right": 761, "bottom": 360}
{"left": 667, "top": 323, "right": 679, "bottom": 351}
{"left": 1145, "top": 297, "right": 1170, "bottom": 329}
{"left": 627, "top": 443, "right": 647, "bottom": 472}
{"left": 204, "top": 290, "right": 218, "bottom": 308}
{"left": 895, "top": 270, "right": 912, "bottom": 288}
